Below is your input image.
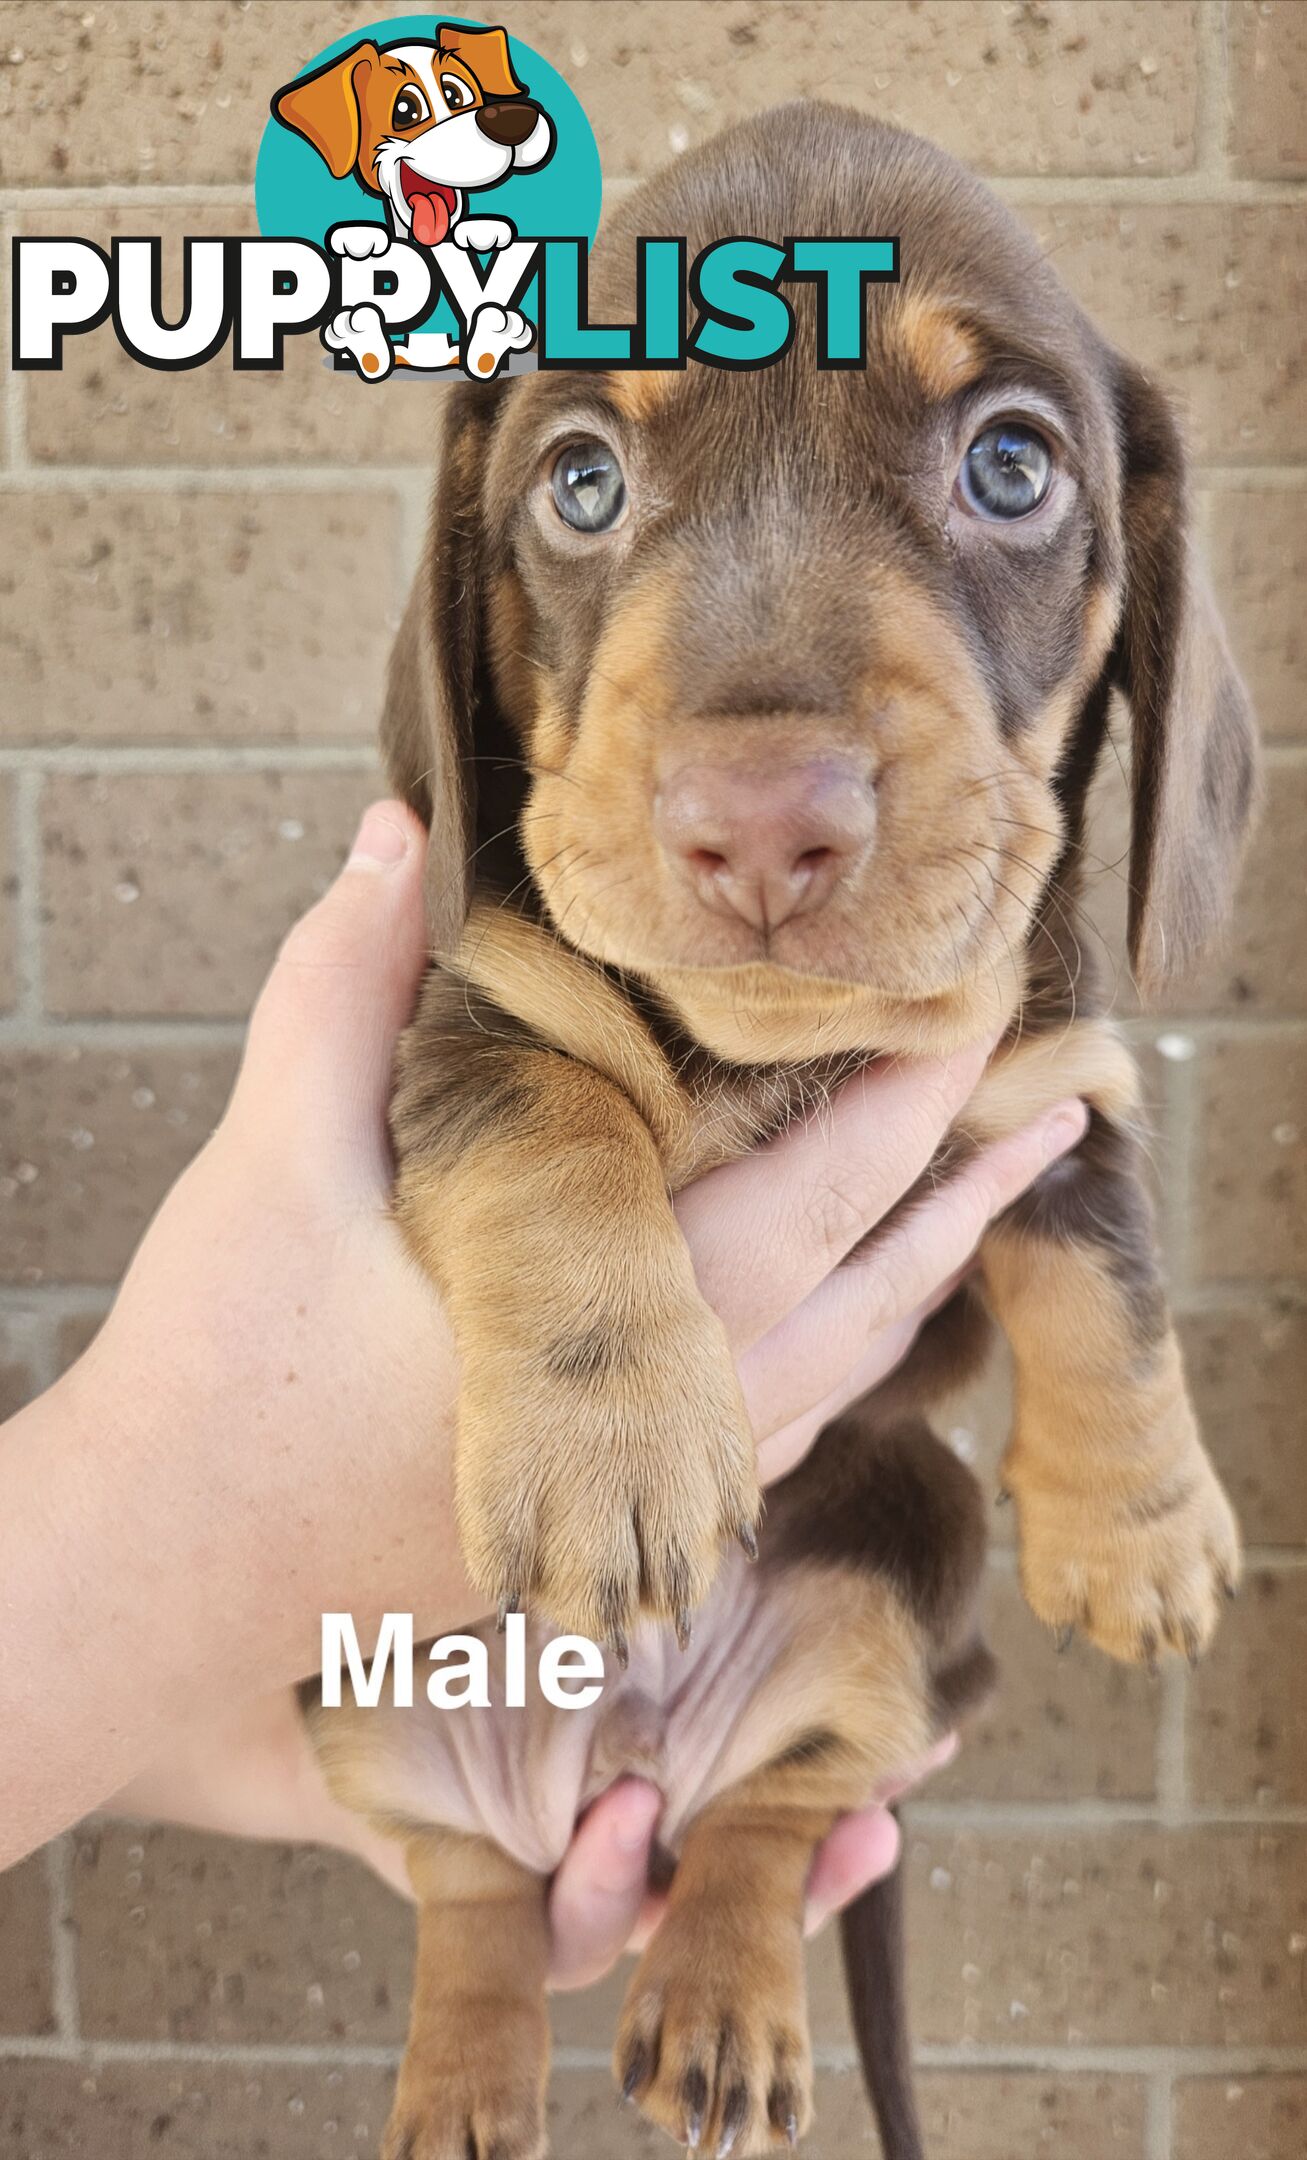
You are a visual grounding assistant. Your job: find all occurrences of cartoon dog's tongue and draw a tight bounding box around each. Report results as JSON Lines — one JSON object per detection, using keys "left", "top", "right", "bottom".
{"left": 411, "top": 191, "right": 449, "bottom": 247}
{"left": 400, "top": 167, "right": 456, "bottom": 249}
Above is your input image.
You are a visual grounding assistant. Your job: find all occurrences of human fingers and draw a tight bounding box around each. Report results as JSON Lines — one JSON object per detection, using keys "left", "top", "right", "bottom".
{"left": 675, "top": 1040, "right": 996, "bottom": 1354}
{"left": 229, "top": 801, "right": 430, "bottom": 1187}
{"left": 740, "top": 1099, "right": 1088, "bottom": 1453}
{"left": 547, "top": 1778, "right": 663, "bottom": 1991}
{"left": 803, "top": 1737, "right": 960, "bottom": 1937}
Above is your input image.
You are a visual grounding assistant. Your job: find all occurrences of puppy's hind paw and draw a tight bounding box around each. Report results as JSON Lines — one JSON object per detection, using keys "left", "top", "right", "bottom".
{"left": 322, "top": 303, "right": 393, "bottom": 380}
{"left": 1013, "top": 1448, "right": 1242, "bottom": 1668}
{"left": 464, "top": 302, "right": 534, "bottom": 379}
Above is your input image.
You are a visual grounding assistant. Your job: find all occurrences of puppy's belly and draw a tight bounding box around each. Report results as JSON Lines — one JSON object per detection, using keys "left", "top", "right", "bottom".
{"left": 311, "top": 1557, "right": 901, "bottom": 1875}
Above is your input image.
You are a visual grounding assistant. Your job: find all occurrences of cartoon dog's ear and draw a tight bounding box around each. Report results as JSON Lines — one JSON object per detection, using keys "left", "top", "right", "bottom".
{"left": 271, "top": 40, "right": 381, "bottom": 180}
{"left": 381, "top": 385, "right": 502, "bottom": 951}
{"left": 436, "top": 22, "right": 525, "bottom": 101}
{"left": 1108, "top": 358, "right": 1259, "bottom": 995}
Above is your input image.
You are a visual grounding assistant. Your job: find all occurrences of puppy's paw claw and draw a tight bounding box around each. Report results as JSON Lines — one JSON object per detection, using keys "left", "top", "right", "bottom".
{"left": 616, "top": 1911, "right": 813, "bottom": 2157}
{"left": 1013, "top": 1448, "right": 1241, "bottom": 1668}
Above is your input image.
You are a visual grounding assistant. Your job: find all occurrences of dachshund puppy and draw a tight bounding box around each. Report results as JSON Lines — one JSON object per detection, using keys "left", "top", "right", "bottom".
{"left": 305, "top": 103, "right": 1258, "bottom": 2160}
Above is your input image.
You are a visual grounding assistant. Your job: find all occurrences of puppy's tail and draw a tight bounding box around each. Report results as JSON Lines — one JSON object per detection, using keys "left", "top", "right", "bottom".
{"left": 838, "top": 1837, "right": 925, "bottom": 2160}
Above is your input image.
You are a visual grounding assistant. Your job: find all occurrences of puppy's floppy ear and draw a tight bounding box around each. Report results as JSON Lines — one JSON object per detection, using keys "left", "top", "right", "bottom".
{"left": 381, "top": 384, "right": 501, "bottom": 951}
{"left": 271, "top": 40, "right": 380, "bottom": 181}
{"left": 1110, "top": 358, "right": 1259, "bottom": 994}
{"left": 436, "top": 23, "right": 525, "bottom": 101}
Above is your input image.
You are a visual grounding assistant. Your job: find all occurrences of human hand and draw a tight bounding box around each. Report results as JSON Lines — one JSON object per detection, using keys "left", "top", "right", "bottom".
{"left": 108, "top": 1687, "right": 956, "bottom": 1992}
{"left": 2, "top": 799, "right": 1083, "bottom": 1860}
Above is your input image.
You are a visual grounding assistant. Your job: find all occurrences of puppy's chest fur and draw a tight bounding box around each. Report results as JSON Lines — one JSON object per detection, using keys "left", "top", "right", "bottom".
{"left": 413, "top": 897, "right": 901, "bottom": 1193}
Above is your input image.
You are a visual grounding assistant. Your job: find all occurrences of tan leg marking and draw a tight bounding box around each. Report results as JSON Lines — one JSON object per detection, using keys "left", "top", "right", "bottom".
{"left": 395, "top": 1038, "right": 757, "bottom": 1642}
{"left": 383, "top": 1832, "right": 549, "bottom": 2160}
{"left": 966, "top": 1021, "right": 1240, "bottom": 1664}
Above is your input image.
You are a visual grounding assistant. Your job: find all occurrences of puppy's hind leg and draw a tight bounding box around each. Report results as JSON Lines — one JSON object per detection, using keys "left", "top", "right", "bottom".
{"left": 382, "top": 1830, "right": 550, "bottom": 2160}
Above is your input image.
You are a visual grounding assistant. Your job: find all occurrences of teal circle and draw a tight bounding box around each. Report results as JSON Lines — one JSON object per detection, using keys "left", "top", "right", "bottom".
{"left": 254, "top": 13, "right": 602, "bottom": 338}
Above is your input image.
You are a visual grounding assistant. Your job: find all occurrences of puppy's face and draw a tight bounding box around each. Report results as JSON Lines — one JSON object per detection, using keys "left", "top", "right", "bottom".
{"left": 393, "top": 107, "right": 1254, "bottom": 1060}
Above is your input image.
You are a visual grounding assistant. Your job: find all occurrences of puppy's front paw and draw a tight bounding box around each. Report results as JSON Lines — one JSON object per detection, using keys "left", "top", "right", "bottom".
{"left": 328, "top": 222, "right": 391, "bottom": 261}
{"left": 616, "top": 1898, "right": 813, "bottom": 2155}
{"left": 456, "top": 1299, "right": 759, "bottom": 1643}
{"left": 452, "top": 215, "right": 516, "bottom": 253}
{"left": 1012, "top": 1447, "right": 1241, "bottom": 1665}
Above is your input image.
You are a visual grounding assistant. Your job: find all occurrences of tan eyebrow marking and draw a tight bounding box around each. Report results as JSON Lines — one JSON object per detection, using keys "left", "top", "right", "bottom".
{"left": 603, "top": 369, "right": 684, "bottom": 423}
{"left": 895, "top": 295, "right": 985, "bottom": 400}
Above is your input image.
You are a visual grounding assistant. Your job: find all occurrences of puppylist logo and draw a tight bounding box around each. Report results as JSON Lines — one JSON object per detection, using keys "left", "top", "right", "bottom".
{"left": 10, "top": 14, "right": 899, "bottom": 383}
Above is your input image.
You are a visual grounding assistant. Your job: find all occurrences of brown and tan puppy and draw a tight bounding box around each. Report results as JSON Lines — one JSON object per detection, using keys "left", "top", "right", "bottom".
{"left": 305, "top": 103, "right": 1258, "bottom": 2160}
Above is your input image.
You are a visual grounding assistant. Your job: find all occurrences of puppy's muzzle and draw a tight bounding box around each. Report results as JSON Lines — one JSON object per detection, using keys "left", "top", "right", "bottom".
{"left": 476, "top": 100, "right": 542, "bottom": 148}
{"left": 654, "top": 757, "right": 876, "bottom": 932}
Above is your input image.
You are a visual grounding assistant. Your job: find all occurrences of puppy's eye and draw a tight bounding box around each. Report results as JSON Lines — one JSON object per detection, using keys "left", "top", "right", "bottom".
{"left": 959, "top": 423, "right": 1052, "bottom": 520}
{"left": 441, "top": 74, "right": 475, "bottom": 112}
{"left": 392, "top": 86, "right": 430, "bottom": 129}
{"left": 550, "top": 442, "right": 627, "bottom": 534}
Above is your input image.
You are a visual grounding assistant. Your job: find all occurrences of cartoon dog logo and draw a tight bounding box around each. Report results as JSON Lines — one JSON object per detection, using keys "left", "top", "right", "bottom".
{"left": 272, "top": 22, "right": 554, "bottom": 380}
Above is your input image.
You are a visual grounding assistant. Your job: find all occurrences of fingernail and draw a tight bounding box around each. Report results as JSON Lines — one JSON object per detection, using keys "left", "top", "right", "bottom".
{"left": 613, "top": 1783, "right": 661, "bottom": 1854}
{"left": 1039, "top": 1098, "right": 1088, "bottom": 1164}
{"left": 348, "top": 801, "right": 407, "bottom": 869}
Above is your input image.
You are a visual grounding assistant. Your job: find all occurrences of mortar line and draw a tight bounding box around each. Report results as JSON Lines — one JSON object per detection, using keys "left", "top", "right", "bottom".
{"left": 42, "top": 1836, "right": 80, "bottom": 2043}
{"left": 0, "top": 466, "right": 414, "bottom": 493}
{"left": 904, "top": 1799, "right": 1307, "bottom": 1828}
{"left": 1, "top": 214, "right": 28, "bottom": 473}
{"left": 12, "top": 768, "right": 43, "bottom": 1024}
{"left": 1155, "top": 1661, "right": 1190, "bottom": 1822}
{"left": 0, "top": 744, "right": 378, "bottom": 773}
{"left": 0, "top": 1287, "right": 116, "bottom": 1321}
{"left": 1, "top": 2033, "right": 1304, "bottom": 2076}
{"left": 1147, "top": 2071, "right": 1175, "bottom": 2160}
{"left": 0, "top": 1016, "right": 247, "bottom": 1050}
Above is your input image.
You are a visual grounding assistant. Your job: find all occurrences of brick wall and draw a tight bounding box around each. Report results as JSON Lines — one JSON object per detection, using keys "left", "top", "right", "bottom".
{"left": 0, "top": 5, "right": 1303, "bottom": 2156}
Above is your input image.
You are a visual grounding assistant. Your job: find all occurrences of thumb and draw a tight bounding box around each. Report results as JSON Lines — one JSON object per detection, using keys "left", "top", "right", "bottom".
{"left": 547, "top": 1778, "right": 662, "bottom": 1991}
{"left": 230, "top": 801, "right": 430, "bottom": 1176}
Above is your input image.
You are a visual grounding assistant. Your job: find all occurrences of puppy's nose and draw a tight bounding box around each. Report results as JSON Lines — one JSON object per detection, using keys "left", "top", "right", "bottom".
{"left": 475, "top": 100, "right": 539, "bottom": 147}
{"left": 654, "top": 758, "right": 875, "bottom": 932}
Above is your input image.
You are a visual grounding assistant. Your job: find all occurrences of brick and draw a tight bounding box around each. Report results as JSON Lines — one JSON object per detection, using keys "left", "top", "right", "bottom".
{"left": 41, "top": 767, "right": 377, "bottom": 1018}
{"left": 1228, "top": 1, "right": 1307, "bottom": 178}
{"left": 1179, "top": 1302, "right": 1307, "bottom": 1544}
{"left": 548, "top": 2067, "right": 1147, "bottom": 2158}
{"left": 931, "top": 1569, "right": 1159, "bottom": 1803}
{"left": 0, "top": 2056, "right": 397, "bottom": 2160}
{"left": 1174, "top": 2076, "right": 1307, "bottom": 2160}
{"left": 1191, "top": 1034, "right": 1307, "bottom": 1281}
{"left": 547, "top": 0, "right": 1200, "bottom": 182}
{"left": 0, "top": 2, "right": 1200, "bottom": 189}
{"left": 0, "top": 491, "right": 401, "bottom": 745}
{"left": 0, "top": 1044, "right": 238, "bottom": 1283}
{"left": 0, "top": 1850, "right": 55, "bottom": 2035}
{"left": 1204, "top": 491, "right": 1307, "bottom": 744}
{"left": 1012, "top": 204, "right": 1307, "bottom": 460}
{"left": 895, "top": 1825, "right": 1307, "bottom": 2045}
{"left": 1188, "top": 1567, "right": 1307, "bottom": 1805}
{"left": 19, "top": 204, "right": 423, "bottom": 469}
{"left": 75, "top": 1822, "right": 413, "bottom": 2042}
{"left": 0, "top": 2, "right": 377, "bottom": 187}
